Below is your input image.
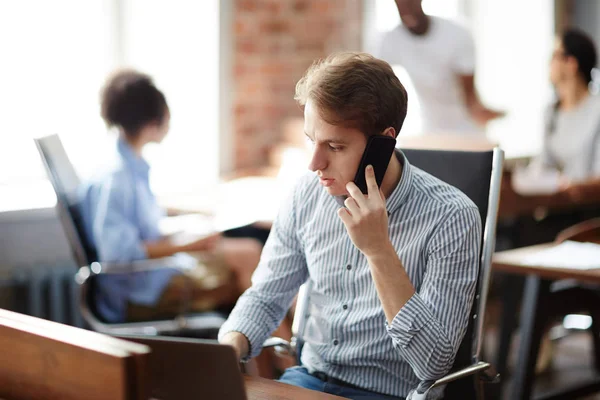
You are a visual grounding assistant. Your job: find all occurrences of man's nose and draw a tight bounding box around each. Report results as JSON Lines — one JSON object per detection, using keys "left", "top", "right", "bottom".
{"left": 308, "top": 147, "right": 327, "bottom": 172}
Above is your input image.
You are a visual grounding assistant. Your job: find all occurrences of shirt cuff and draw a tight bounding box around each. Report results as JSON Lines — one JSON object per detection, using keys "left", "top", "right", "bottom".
{"left": 218, "top": 317, "right": 267, "bottom": 362}
{"left": 385, "top": 292, "right": 434, "bottom": 348}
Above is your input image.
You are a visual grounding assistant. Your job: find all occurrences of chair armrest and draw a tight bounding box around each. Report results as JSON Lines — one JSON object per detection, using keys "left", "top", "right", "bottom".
{"left": 262, "top": 336, "right": 297, "bottom": 358}
{"left": 407, "top": 361, "right": 498, "bottom": 400}
{"left": 430, "top": 361, "right": 496, "bottom": 389}
{"left": 104, "top": 311, "right": 227, "bottom": 336}
{"left": 76, "top": 257, "right": 197, "bottom": 326}
{"left": 75, "top": 257, "right": 187, "bottom": 283}
{"left": 95, "top": 257, "right": 186, "bottom": 274}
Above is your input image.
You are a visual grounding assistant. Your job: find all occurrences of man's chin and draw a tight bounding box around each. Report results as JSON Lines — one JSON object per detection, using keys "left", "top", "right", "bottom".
{"left": 324, "top": 186, "right": 347, "bottom": 197}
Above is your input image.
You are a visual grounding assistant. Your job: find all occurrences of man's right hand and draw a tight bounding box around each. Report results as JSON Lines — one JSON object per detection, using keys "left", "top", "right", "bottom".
{"left": 220, "top": 331, "right": 250, "bottom": 361}
{"left": 470, "top": 103, "right": 505, "bottom": 126}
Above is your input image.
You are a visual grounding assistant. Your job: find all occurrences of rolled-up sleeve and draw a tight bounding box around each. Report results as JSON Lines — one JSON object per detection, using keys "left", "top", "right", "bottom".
{"left": 218, "top": 182, "right": 309, "bottom": 360}
{"left": 386, "top": 206, "right": 481, "bottom": 381}
{"left": 93, "top": 176, "right": 147, "bottom": 262}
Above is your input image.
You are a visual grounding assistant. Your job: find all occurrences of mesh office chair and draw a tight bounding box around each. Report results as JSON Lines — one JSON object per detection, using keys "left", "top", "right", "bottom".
{"left": 264, "top": 148, "right": 504, "bottom": 399}
{"left": 34, "top": 134, "right": 227, "bottom": 337}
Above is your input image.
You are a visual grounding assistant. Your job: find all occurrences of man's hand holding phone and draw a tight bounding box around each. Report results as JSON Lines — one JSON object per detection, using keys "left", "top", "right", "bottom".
{"left": 338, "top": 165, "right": 393, "bottom": 258}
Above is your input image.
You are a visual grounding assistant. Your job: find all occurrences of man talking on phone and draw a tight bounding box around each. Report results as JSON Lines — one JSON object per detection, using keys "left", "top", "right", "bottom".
{"left": 219, "top": 52, "right": 481, "bottom": 400}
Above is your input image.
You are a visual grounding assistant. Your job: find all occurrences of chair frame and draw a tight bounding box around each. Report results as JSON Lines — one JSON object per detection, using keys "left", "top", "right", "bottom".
{"left": 555, "top": 217, "right": 600, "bottom": 244}
{"left": 34, "top": 134, "right": 226, "bottom": 337}
{"left": 264, "top": 148, "right": 504, "bottom": 399}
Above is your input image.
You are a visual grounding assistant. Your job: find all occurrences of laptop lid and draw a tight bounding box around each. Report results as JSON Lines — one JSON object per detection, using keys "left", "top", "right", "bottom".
{"left": 114, "top": 335, "right": 247, "bottom": 400}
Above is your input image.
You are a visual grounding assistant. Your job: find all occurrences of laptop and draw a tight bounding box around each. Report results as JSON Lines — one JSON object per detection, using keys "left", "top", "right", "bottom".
{"left": 114, "top": 335, "right": 247, "bottom": 400}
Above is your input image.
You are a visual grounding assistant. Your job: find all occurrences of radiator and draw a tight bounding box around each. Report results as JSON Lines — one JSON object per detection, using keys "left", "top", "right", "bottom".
{"left": 2, "top": 264, "right": 84, "bottom": 328}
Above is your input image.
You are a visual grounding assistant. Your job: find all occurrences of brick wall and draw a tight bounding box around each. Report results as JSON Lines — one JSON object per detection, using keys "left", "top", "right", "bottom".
{"left": 232, "top": 0, "right": 364, "bottom": 170}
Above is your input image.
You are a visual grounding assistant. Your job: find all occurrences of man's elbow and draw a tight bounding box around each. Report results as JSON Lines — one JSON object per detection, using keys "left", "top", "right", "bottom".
{"left": 396, "top": 338, "right": 455, "bottom": 382}
{"left": 422, "top": 349, "right": 455, "bottom": 381}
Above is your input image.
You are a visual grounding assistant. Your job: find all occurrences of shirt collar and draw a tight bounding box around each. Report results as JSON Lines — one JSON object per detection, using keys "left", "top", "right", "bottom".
{"left": 384, "top": 149, "right": 413, "bottom": 215}
{"left": 117, "top": 137, "right": 150, "bottom": 178}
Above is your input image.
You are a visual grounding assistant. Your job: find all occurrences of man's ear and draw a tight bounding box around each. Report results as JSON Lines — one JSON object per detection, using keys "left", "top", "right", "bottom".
{"left": 382, "top": 127, "right": 396, "bottom": 138}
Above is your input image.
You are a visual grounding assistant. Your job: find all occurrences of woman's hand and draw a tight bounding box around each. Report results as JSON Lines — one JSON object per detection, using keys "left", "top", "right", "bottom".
{"left": 185, "top": 232, "right": 222, "bottom": 252}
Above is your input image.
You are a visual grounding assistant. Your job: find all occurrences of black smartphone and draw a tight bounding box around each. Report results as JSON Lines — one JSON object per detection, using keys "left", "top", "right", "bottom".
{"left": 353, "top": 135, "right": 397, "bottom": 194}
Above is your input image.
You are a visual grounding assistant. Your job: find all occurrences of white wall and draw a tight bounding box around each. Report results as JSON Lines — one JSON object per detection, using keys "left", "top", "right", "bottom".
{"left": 572, "top": 1, "right": 600, "bottom": 46}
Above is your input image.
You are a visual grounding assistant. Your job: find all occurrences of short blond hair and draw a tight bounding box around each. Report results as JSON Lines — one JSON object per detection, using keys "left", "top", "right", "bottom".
{"left": 295, "top": 52, "right": 408, "bottom": 137}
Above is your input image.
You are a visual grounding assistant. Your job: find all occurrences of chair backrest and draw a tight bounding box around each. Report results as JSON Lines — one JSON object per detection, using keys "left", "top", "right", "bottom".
{"left": 34, "top": 134, "right": 97, "bottom": 266}
{"left": 292, "top": 148, "right": 504, "bottom": 394}
{"left": 402, "top": 148, "right": 502, "bottom": 399}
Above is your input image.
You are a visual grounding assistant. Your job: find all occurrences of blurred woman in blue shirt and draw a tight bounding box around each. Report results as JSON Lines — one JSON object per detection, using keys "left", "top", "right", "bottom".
{"left": 79, "top": 70, "right": 262, "bottom": 323}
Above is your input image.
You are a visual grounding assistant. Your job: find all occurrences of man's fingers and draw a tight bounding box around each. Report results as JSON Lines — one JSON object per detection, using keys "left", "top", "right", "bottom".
{"left": 365, "top": 165, "right": 381, "bottom": 201}
{"left": 344, "top": 196, "right": 361, "bottom": 217}
{"left": 337, "top": 207, "right": 353, "bottom": 225}
{"left": 346, "top": 182, "right": 368, "bottom": 209}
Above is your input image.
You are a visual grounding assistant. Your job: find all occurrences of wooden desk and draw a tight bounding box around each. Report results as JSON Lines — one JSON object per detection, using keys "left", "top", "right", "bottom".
{"left": 498, "top": 171, "right": 600, "bottom": 219}
{"left": 494, "top": 243, "right": 600, "bottom": 284}
{"left": 493, "top": 245, "right": 600, "bottom": 400}
{"left": 0, "top": 309, "right": 150, "bottom": 400}
{"left": 244, "top": 375, "right": 345, "bottom": 400}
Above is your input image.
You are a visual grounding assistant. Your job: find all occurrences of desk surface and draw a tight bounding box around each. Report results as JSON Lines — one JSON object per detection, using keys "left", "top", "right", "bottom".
{"left": 493, "top": 243, "right": 600, "bottom": 283}
{"left": 498, "top": 171, "right": 600, "bottom": 218}
{"left": 244, "top": 375, "right": 345, "bottom": 400}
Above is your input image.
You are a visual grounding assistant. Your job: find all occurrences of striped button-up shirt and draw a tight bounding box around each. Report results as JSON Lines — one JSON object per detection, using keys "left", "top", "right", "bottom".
{"left": 219, "top": 150, "right": 481, "bottom": 399}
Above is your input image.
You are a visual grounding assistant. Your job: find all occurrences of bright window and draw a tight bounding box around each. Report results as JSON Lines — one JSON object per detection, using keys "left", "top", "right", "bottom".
{"left": 0, "top": 0, "right": 222, "bottom": 211}
{"left": 471, "top": 0, "right": 554, "bottom": 157}
{"left": 122, "top": 0, "right": 221, "bottom": 195}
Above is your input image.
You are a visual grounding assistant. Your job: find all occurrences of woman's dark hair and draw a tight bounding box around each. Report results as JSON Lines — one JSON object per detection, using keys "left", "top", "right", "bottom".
{"left": 100, "top": 70, "right": 168, "bottom": 136}
{"left": 562, "top": 28, "right": 597, "bottom": 84}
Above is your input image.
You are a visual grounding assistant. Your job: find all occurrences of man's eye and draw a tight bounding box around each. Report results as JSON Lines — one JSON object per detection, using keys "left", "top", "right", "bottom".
{"left": 329, "top": 145, "right": 343, "bottom": 151}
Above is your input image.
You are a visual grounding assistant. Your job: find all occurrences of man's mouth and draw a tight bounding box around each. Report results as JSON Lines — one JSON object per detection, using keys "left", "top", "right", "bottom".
{"left": 319, "top": 178, "right": 335, "bottom": 187}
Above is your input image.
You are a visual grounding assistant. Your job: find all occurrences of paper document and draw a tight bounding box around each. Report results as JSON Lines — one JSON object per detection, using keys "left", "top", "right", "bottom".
{"left": 522, "top": 241, "right": 600, "bottom": 270}
{"left": 159, "top": 213, "right": 252, "bottom": 237}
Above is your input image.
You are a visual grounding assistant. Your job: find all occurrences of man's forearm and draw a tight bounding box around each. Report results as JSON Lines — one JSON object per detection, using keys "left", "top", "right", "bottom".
{"left": 367, "top": 241, "right": 416, "bottom": 324}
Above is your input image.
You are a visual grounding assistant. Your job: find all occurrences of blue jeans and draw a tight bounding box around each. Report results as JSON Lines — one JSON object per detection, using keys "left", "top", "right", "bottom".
{"left": 278, "top": 366, "right": 405, "bottom": 400}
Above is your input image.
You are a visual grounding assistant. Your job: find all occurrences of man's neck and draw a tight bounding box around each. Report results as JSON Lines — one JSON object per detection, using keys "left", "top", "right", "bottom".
{"left": 557, "top": 79, "right": 590, "bottom": 111}
{"left": 380, "top": 152, "right": 403, "bottom": 199}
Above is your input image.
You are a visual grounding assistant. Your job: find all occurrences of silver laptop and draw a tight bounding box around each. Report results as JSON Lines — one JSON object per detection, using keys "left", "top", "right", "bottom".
{"left": 115, "top": 335, "right": 247, "bottom": 400}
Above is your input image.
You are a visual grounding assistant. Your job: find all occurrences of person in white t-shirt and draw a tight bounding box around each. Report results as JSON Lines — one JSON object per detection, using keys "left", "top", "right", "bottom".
{"left": 377, "top": 0, "right": 503, "bottom": 135}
